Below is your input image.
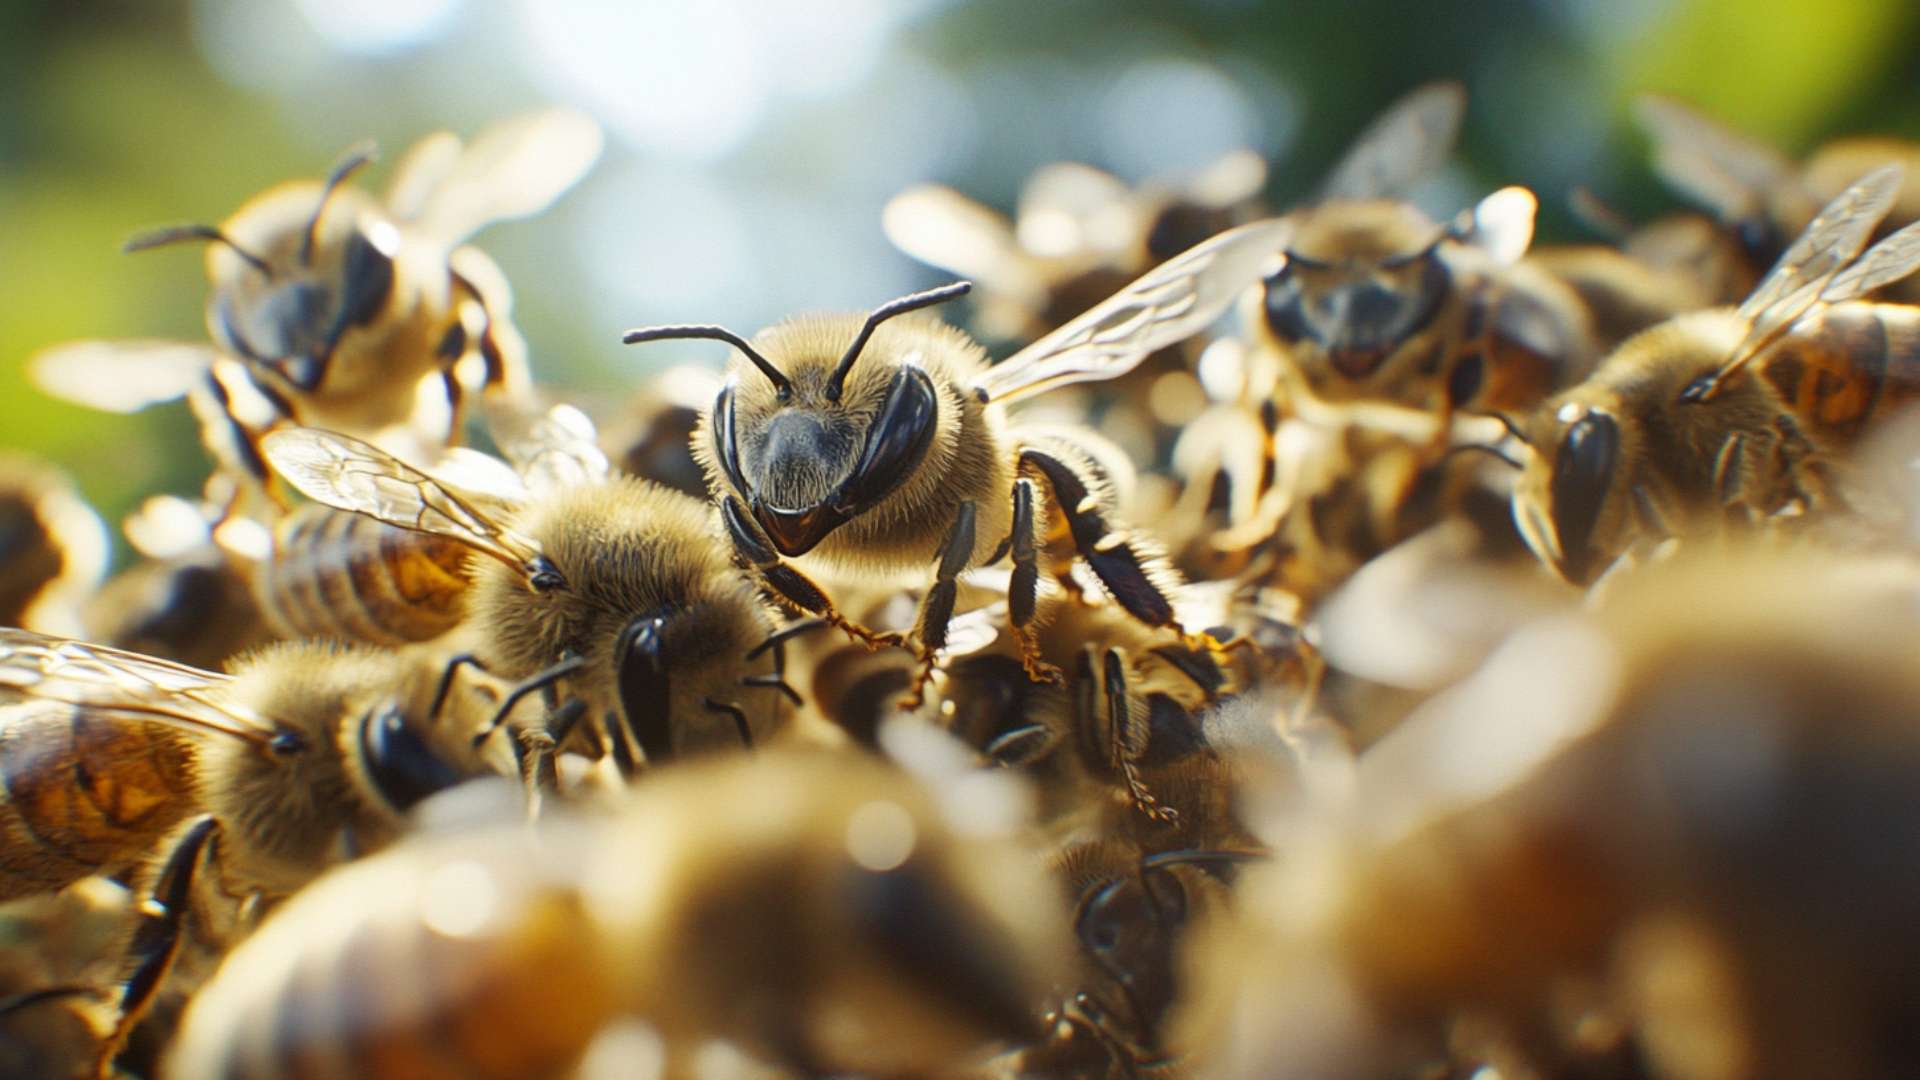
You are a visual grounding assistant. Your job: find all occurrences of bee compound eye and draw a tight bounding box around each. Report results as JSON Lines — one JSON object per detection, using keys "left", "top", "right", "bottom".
{"left": 360, "top": 705, "right": 464, "bottom": 812}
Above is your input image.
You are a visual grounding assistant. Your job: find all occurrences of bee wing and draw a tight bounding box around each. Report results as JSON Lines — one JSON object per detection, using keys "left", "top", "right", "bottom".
{"left": 1697, "top": 165, "right": 1904, "bottom": 396}
{"left": 412, "top": 108, "right": 604, "bottom": 247}
{"left": 1634, "top": 95, "right": 1798, "bottom": 223}
{"left": 28, "top": 340, "right": 217, "bottom": 413}
{"left": 1820, "top": 217, "right": 1920, "bottom": 303}
{"left": 0, "top": 628, "right": 277, "bottom": 744}
{"left": 970, "top": 217, "right": 1293, "bottom": 406}
{"left": 261, "top": 427, "right": 551, "bottom": 583}
{"left": 1318, "top": 81, "right": 1466, "bottom": 202}
{"left": 882, "top": 185, "right": 1046, "bottom": 301}
{"left": 485, "top": 401, "right": 610, "bottom": 496}
{"left": 385, "top": 130, "right": 465, "bottom": 222}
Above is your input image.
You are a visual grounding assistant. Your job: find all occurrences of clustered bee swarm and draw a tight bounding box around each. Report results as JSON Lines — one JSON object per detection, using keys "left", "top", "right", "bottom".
{"left": 7, "top": 83, "right": 1920, "bottom": 1079}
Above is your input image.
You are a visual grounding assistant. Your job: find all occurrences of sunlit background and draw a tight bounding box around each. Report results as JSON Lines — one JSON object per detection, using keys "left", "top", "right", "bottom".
{"left": 3, "top": 0, "right": 1918, "bottom": 545}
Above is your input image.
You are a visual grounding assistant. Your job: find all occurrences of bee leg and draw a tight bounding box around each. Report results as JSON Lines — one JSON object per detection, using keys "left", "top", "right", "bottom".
{"left": 721, "top": 496, "right": 897, "bottom": 651}
{"left": 1004, "top": 478, "right": 1065, "bottom": 686}
{"left": 96, "top": 815, "right": 220, "bottom": 1076}
{"left": 1019, "top": 450, "right": 1181, "bottom": 636}
{"left": 898, "top": 502, "right": 979, "bottom": 709}
{"left": 1100, "top": 649, "right": 1178, "bottom": 825}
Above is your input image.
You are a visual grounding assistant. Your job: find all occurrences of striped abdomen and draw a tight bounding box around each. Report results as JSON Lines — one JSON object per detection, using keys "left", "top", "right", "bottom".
{"left": 1758, "top": 302, "right": 1920, "bottom": 447}
{"left": 257, "top": 506, "right": 472, "bottom": 646}
{"left": 0, "top": 702, "right": 199, "bottom": 900}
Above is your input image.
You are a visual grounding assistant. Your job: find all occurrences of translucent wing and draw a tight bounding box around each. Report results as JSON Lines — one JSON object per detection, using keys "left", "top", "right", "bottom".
{"left": 0, "top": 628, "right": 277, "bottom": 745}
{"left": 414, "top": 108, "right": 605, "bottom": 247}
{"left": 385, "top": 130, "right": 464, "bottom": 222}
{"left": 1738, "top": 164, "right": 1903, "bottom": 321}
{"left": 1821, "top": 217, "right": 1920, "bottom": 303}
{"left": 1634, "top": 95, "right": 1798, "bottom": 223}
{"left": 1319, "top": 81, "right": 1466, "bottom": 202}
{"left": 485, "top": 401, "right": 609, "bottom": 496}
{"left": 1692, "top": 165, "right": 1904, "bottom": 399}
{"left": 970, "top": 217, "right": 1294, "bottom": 406}
{"left": 882, "top": 185, "right": 1045, "bottom": 300}
{"left": 29, "top": 340, "right": 216, "bottom": 413}
{"left": 262, "top": 427, "right": 553, "bottom": 585}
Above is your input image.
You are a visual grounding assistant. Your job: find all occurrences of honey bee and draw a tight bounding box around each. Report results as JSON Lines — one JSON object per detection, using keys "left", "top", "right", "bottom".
{"left": 0, "top": 454, "right": 108, "bottom": 639}
{"left": 28, "top": 109, "right": 602, "bottom": 487}
{"left": 884, "top": 149, "right": 1270, "bottom": 344}
{"left": 1512, "top": 165, "right": 1920, "bottom": 585}
{"left": 164, "top": 750, "right": 1071, "bottom": 1079}
{"left": 261, "top": 415, "right": 793, "bottom": 767}
{"left": 1241, "top": 81, "right": 1597, "bottom": 427}
{"left": 1178, "top": 551, "right": 1920, "bottom": 1079}
{"left": 621, "top": 218, "right": 1291, "bottom": 687}
{"left": 0, "top": 630, "right": 523, "bottom": 904}
{"left": 1636, "top": 94, "right": 1920, "bottom": 303}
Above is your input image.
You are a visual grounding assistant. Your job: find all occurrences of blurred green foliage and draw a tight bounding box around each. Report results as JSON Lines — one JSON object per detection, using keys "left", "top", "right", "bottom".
{"left": 2, "top": 0, "right": 1918, "bottom": 559}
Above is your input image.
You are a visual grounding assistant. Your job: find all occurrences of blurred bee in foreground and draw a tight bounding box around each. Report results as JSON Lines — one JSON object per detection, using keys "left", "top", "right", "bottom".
{"left": 623, "top": 218, "right": 1290, "bottom": 691}
{"left": 263, "top": 408, "right": 794, "bottom": 768}
{"left": 164, "top": 751, "right": 1070, "bottom": 1079}
{"left": 0, "top": 454, "right": 107, "bottom": 639}
{"left": 1240, "top": 80, "right": 1598, "bottom": 429}
{"left": 1513, "top": 165, "right": 1920, "bottom": 584}
{"left": 30, "top": 109, "right": 602, "bottom": 492}
{"left": 1180, "top": 551, "right": 1920, "bottom": 1079}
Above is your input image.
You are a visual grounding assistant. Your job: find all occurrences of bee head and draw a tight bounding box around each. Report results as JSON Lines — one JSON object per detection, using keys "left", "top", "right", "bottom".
{"left": 627, "top": 282, "right": 971, "bottom": 557}
{"left": 127, "top": 142, "right": 397, "bottom": 395}
{"left": 1260, "top": 202, "right": 1453, "bottom": 383}
{"left": 1514, "top": 401, "right": 1628, "bottom": 586}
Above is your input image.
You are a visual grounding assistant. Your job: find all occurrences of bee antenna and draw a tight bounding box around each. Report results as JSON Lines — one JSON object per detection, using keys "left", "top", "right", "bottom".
{"left": 624, "top": 325, "right": 792, "bottom": 400}
{"left": 301, "top": 140, "right": 377, "bottom": 267}
{"left": 123, "top": 224, "right": 272, "bottom": 277}
{"left": 1138, "top": 848, "right": 1267, "bottom": 872}
{"left": 826, "top": 280, "right": 972, "bottom": 402}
